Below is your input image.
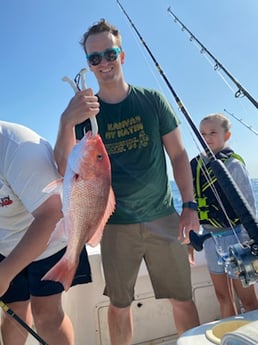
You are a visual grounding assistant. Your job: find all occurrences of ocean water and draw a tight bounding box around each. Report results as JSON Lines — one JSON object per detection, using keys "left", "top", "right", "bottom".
{"left": 171, "top": 178, "right": 258, "bottom": 216}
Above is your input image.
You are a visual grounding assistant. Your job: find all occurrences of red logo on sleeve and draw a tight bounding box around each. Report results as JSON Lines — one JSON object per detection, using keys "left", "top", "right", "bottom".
{"left": 0, "top": 196, "right": 13, "bottom": 207}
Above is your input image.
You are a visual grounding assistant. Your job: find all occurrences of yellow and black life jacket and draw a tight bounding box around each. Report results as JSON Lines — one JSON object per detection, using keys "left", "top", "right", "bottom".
{"left": 190, "top": 148, "right": 245, "bottom": 228}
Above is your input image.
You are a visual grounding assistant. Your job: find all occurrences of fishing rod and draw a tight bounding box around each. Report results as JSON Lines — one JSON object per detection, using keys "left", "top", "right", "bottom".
{"left": 0, "top": 300, "right": 49, "bottom": 345}
{"left": 116, "top": 0, "right": 213, "bottom": 161}
{"left": 224, "top": 108, "right": 258, "bottom": 136}
{"left": 167, "top": 6, "right": 258, "bottom": 110}
{"left": 116, "top": 0, "right": 258, "bottom": 286}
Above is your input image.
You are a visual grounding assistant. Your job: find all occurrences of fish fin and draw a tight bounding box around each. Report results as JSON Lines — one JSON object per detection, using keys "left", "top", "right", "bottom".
{"left": 48, "top": 219, "right": 66, "bottom": 243}
{"left": 42, "top": 178, "right": 64, "bottom": 194}
{"left": 106, "top": 187, "right": 116, "bottom": 216}
{"left": 88, "top": 187, "right": 116, "bottom": 247}
{"left": 48, "top": 212, "right": 73, "bottom": 244}
{"left": 42, "top": 255, "right": 76, "bottom": 291}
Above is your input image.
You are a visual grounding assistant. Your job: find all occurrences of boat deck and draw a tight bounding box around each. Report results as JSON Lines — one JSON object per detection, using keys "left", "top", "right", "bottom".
{"left": 1, "top": 249, "right": 257, "bottom": 345}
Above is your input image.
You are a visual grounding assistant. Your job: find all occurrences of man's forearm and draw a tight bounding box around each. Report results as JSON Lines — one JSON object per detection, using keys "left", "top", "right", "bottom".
{"left": 54, "top": 116, "right": 76, "bottom": 176}
{"left": 173, "top": 151, "right": 195, "bottom": 202}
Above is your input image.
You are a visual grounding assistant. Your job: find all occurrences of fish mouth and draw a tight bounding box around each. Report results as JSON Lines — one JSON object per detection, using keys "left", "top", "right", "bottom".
{"left": 86, "top": 131, "right": 97, "bottom": 139}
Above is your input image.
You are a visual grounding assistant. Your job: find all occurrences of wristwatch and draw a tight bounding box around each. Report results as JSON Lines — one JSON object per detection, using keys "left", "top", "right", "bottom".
{"left": 182, "top": 201, "right": 198, "bottom": 211}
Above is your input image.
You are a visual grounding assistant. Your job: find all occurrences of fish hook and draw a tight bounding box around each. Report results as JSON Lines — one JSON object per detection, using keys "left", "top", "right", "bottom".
{"left": 62, "top": 76, "right": 78, "bottom": 94}
{"left": 62, "top": 69, "right": 98, "bottom": 135}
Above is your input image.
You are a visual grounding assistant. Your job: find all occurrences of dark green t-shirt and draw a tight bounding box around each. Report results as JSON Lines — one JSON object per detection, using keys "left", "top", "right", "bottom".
{"left": 75, "top": 85, "right": 179, "bottom": 224}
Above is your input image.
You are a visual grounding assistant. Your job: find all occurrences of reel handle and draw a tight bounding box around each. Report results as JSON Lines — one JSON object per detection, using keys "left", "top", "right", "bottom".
{"left": 189, "top": 230, "right": 212, "bottom": 251}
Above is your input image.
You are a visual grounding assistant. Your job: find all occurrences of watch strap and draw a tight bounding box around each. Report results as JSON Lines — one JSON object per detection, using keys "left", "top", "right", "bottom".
{"left": 182, "top": 201, "right": 198, "bottom": 211}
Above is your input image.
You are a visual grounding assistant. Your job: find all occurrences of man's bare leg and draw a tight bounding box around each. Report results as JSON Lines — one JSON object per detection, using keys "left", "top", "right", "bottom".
{"left": 108, "top": 304, "right": 133, "bottom": 345}
{"left": 170, "top": 298, "right": 200, "bottom": 335}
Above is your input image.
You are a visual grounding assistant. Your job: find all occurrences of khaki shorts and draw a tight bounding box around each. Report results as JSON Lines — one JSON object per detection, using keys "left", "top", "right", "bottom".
{"left": 101, "top": 212, "right": 193, "bottom": 308}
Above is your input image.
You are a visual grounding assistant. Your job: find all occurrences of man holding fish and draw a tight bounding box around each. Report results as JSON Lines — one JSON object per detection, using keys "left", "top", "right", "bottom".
{"left": 55, "top": 19, "right": 200, "bottom": 345}
{"left": 0, "top": 120, "right": 92, "bottom": 345}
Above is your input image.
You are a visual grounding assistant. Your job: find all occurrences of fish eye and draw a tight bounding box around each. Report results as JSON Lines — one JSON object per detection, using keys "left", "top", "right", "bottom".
{"left": 97, "top": 154, "right": 103, "bottom": 160}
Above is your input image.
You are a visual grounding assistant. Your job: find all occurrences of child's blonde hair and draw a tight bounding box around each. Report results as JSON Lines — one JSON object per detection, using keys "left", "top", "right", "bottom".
{"left": 200, "top": 113, "right": 231, "bottom": 133}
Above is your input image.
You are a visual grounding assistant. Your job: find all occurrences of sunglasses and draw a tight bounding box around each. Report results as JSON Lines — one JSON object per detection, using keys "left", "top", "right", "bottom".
{"left": 86, "top": 47, "right": 121, "bottom": 66}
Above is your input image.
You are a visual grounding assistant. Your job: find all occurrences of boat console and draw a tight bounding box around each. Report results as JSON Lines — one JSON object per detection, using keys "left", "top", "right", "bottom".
{"left": 177, "top": 309, "right": 258, "bottom": 345}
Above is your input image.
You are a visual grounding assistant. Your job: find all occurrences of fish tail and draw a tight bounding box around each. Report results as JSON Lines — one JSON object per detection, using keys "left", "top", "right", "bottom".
{"left": 42, "top": 256, "right": 76, "bottom": 291}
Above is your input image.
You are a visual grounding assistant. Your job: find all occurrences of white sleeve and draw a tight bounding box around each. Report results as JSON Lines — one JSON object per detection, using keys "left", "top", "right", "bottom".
{"left": 5, "top": 139, "right": 61, "bottom": 213}
{"left": 226, "top": 158, "right": 256, "bottom": 214}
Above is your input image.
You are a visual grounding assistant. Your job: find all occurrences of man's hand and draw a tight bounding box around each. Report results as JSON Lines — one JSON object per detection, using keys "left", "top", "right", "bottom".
{"left": 61, "top": 88, "right": 100, "bottom": 127}
{"left": 178, "top": 208, "right": 199, "bottom": 244}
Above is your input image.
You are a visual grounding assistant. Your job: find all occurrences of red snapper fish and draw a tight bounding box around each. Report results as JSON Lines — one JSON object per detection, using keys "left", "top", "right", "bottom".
{"left": 42, "top": 131, "right": 115, "bottom": 290}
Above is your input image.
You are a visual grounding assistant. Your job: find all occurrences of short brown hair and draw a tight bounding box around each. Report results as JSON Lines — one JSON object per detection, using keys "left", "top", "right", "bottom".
{"left": 80, "top": 18, "right": 122, "bottom": 54}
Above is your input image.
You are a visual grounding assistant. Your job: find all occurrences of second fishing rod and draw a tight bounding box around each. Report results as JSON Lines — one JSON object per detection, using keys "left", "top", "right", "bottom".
{"left": 167, "top": 6, "right": 258, "bottom": 110}
{"left": 115, "top": 0, "right": 258, "bottom": 247}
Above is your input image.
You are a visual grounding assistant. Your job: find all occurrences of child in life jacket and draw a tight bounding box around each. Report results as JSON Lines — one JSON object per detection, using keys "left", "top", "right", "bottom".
{"left": 190, "top": 113, "right": 258, "bottom": 318}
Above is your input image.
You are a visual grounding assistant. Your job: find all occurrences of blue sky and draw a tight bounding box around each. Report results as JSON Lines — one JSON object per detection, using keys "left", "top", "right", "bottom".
{"left": 1, "top": 0, "right": 258, "bottom": 178}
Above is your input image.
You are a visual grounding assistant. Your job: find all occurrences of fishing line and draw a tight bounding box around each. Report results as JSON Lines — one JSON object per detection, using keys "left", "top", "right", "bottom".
{"left": 224, "top": 109, "right": 258, "bottom": 136}
{"left": 121, "top": 16, "right": 166, "bottom": 96}
{"left": 116, "top": 0, "right": 213, "bottom": 160}
{"left": 186, "top": 30, "right": 236, "bottom": 95}
{"left": 115, "top": 0, "right": 258, "bottom": 247}
{"left": 167, "top": 6, "right": 258, "bottom": 110}
{"left": 189, "top": 131, "right": 246, "bottom": 248}
{"left": 170, "top": 10, "right": 254, "bottom": 132}
{"left": 201, "top": 52, "right": 236, "bottom": 94}
{"left": 0, "top": 300, "right": 49, "bottom": 345}
{"left": 183, "top": 115, "right": 245, "bottom": 241}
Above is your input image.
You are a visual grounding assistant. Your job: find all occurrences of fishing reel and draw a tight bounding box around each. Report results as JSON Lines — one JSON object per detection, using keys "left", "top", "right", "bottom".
{"left": 190, "top": 230, "right": 258, "bottom": 287}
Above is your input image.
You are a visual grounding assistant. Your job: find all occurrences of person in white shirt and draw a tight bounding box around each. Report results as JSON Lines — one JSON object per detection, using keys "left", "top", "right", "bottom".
{"left": 0, "top": 120, "right": 92, "bottom": 345}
